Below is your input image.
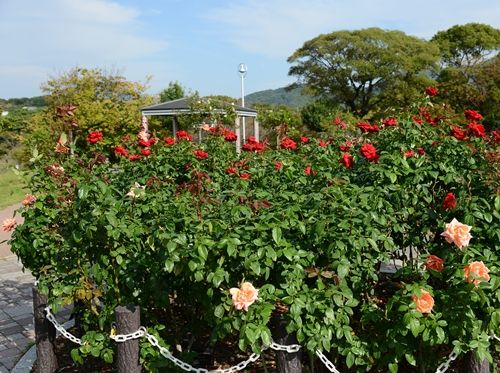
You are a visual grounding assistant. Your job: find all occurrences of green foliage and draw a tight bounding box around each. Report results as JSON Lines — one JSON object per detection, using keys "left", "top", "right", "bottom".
{"left": 288, "top": 27, "right": 440, "bottom": 116}
{"left": 300, "top": 99, "right": 338, "bottom": 131}
{"left": 432, "top": 24, "right": 500, "bottom": 123}
{"left": 159, "top": 81, "right": 185, "bottom": 102}
{"left": 24, "top": 67, "right": 154, "bottom": 156}
{"left": 432, "top": 23, "right": 500, "bottom": 69}
{"left": 9, "top": 91, "right": 499, "bottom": 372}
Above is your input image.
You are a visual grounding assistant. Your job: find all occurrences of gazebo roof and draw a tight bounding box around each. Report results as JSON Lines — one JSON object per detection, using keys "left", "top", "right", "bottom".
{"left": 141, "top": 97, "right": 257, "bottom": 117}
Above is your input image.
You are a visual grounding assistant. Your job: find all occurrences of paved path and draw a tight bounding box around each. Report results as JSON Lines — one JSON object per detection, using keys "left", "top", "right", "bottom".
{"left": 0, "top": 256, "right": 35, "bottom": 372}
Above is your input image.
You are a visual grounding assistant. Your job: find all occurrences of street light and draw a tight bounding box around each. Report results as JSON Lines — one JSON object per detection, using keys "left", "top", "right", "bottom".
{"left": 238, "top": 63, "right": 247, "bottom": 142}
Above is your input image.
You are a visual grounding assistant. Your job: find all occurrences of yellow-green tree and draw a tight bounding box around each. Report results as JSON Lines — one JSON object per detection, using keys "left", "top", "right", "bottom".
{"left": 25, "top": 67, "right": 154, "bottom": 155}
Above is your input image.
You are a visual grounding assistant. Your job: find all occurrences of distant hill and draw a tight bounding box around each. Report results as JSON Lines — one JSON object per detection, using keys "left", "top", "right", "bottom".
{"left": 0, "top": 96, "right": 47, "bottom": 109}
{"left": 245, "top": 86, "right": 315, "bottom": 108}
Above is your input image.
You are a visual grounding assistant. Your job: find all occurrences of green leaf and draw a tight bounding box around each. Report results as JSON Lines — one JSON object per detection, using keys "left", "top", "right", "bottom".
{"left": 346, "top": 352, "right": 355, "bottom": 368}
{"left": 198, "top": 245, "right": 208, "bottom": 261}
{"left": 409, "top": 318, "right": 420, "bottom": 337}
{"left": 272, "top": 227, "right": 282, "bottom": 244}
{"left": 389, "top": 362, "right": 398, "bottom": 373}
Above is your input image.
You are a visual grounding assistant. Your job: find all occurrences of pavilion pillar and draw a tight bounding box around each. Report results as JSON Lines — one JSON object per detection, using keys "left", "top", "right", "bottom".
{"left": 254, "top": 119, "right": 259, "bottom": 142}
{"left": 172, "top": 116, "right": 178, "bottom": 137}
{"left": 235, "top": 117, "right": 241, "bottom": 155}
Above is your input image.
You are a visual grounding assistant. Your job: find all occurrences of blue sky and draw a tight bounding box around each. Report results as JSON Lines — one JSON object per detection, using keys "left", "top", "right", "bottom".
{"left": 1, "top": 0, "right": 499, "bottom": 100}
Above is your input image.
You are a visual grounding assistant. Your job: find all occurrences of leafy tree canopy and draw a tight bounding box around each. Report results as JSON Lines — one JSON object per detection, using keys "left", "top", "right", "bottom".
{"left": 25, "top": 67, "right": 154, "bottom": 155}
{"left": 288, "top": 28, "right": 440, "bottom": 116}
{"left": 159, "top": 81, "right": 186, "bottom": 102}
{"left": 431, "top": 23, "right": 500, "bottom": 69}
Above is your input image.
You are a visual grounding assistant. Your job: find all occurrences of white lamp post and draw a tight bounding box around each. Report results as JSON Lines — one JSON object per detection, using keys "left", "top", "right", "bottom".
{"left": 238, "top": 63, "right": 247, "bottom": 142}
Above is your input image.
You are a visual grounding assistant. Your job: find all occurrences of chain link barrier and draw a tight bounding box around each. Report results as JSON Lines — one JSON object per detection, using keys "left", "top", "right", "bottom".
{"left": 44, "top": 306, "right": 499, "bottom": 373}
{"left": 315, "top": 349, "right": 342, "bottom": 373}
{"left": 45, "top": 306, "right": 82, "bottom": 345}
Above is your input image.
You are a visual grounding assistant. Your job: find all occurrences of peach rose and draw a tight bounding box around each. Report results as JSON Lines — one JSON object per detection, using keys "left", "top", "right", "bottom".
{"left": 424, "top": 255, "right": 444, "bottom": 272}
{"left": 229, "top": 282, "right": 258, "bottom": 311}
{"left": 2, "top": 218, "right": 16, "bottom": 232}
{"left": 412, "top": 290, "right": 434, "bottom": 314}
{"left": 22, "top": 194, "right": 36, "bottom": 207}
{"left": 464, "top": 261, "right": 490, "bottom": 287}
{"left": 440, "top": 218, "right": 472, "bottom": 249}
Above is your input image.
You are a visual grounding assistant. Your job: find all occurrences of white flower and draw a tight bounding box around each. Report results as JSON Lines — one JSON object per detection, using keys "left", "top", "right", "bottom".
{"left": 126, "top": 182, "right": 146, "bottom": 199}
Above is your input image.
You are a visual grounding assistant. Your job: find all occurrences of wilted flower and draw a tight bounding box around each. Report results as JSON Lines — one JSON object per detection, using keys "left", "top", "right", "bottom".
{"left": 424, "top": 255, "right": 444, "bottom": 272}
{"left": 2, "top": 218, "right": 16, "bottom": 232}
{"left": 22, "top": 194, "right": 36, "bottom": 207}
{"left": 126, "top": 182, "right": 146, "bottom": 199}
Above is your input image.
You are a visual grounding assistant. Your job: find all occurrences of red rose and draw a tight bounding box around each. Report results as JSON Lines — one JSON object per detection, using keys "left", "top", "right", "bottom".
{"left": 412, "top": 116, "right": 423, "bottom": 125}
{"left": 275, "top": 161, "right": 283, "bottom": 171}
{"left": 450, "top": 127, "right": 467, "bottom": 140}
{"left": 240, "top": 173, "right": 251, "bottom": 180}
{"left": 139, "top": 138, "right": 156, "bottom": 147}
{"left": 383, "top": 117, "right": 398, "bottom": 126}
{"left": 304, "top": 166, "right": 316, "bottom": 176}
{"left": 247, "top": 136, "right": 258, "bottom": 144}
{"left": 128, "top": 154, "right": 141, "bottom": 161}
{"left": 360, "top": 144, "right": 379, "bottom": 162}
{"left": 300, "top": 136, "right": 309, "bottom": 143}
{"left": 334, "top": 116, "right": 347, "bottom": 129}
{"left": 114, "top": 145, "right": 128, "bottom": 157}
{"left": 164, "top": 137, "right": 175, "bottom": 145}
{"left": 425, "top": 86, "right": 439, "bottom": 96}
{"left": 140, "top": 148, "right": 151, "bottom": 157}
{"left": 468, "top": 122, "right": 486, "bottom": 138}
{"left": 252, "top": 142, "right": 266, "bottom": 153}
{"left": 464, "top": 109, "right": 483, "bottom": 121}
{"left": 194, "top": 149, "right": 209, "bottom": 159}
{"left": 318, "top": 139, "right": 329, "bottom": 147}
{"left": 404, "top": 150, "right": 415, "bottom": 158}
{"left": 339, "top": 153, "right": 354, "bottom": 169}
{"left": 424, "top": 255, "right": 444, "bottom": 272}
{"left": 224, "top": 131, "right": 237, "bottom": 142}
{"left": 417, "top": 147, "right": 425, "bottom": 155}
{"left": 87, "top": 131, "right": 103, "bottom": 143}
{"left": 176, "top": 130, "right": 193, "bottom": 141}
{"left": 226, "top": 166, "right": 237, "bottom": 175}
{"left": 280, "top": 137, "right": 297, "bottom": 150}
{"left": 357, "top": 122, "right": 379, "bottom": 133}
{"left": 442, "top": 192, "right": 457, "bottom": 210}
{"left": 338, "top": 141, "right": 353, "bottom": 152}
{"left": 492, "top": 129, "right": 500, "bottom": 144}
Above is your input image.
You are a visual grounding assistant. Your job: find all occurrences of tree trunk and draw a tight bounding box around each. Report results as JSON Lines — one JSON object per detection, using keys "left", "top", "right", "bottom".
{"left": 458, "top": 351, "right": 490, "bottom": 373}
{"left": 115, "top": 305, "right": 141, "bottom": 373}
{"left": 33, "top": 287, "right": 58, "bottom": 373}
{"left": 272, "top": 316, "right": 302, "bottom": 373}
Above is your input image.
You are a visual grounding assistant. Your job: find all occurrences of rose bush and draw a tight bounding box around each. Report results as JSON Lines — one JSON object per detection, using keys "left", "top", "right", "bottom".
{"left": 9, "top": 92, "right": 499, "bottom": 372}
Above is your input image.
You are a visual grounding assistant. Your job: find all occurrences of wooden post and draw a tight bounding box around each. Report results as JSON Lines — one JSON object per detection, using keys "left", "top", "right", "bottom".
{"left": 254, "top": 119, "right": 260, "bottom": 142}
{"left": 33, "top": 287, "right": 58, "bottom": 373}
{"left": 235, "top": 117, "right": 241, "bottom": 154}
{"left": 458, "top": 351, "right": 490, "bottom": 373}
{"left": 115, "top": 305, "right": 141, "bottom": 373}
{"left": 272, "top": 316, "right": 302, "bottom": 373}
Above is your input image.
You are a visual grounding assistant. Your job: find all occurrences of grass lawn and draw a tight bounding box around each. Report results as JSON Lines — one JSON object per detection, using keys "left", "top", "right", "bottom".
{"left": 0, "top": 161, "right": 27, "bottom": 210}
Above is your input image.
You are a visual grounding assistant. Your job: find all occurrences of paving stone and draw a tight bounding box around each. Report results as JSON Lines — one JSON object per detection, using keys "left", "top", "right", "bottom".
{"left": 5, "top": 304, "right": 33, "bottom": 318}
{"left": 1, "top": 355, "right": 21, "bottom": 370}
{"left": 0, "top": 347, "right": 22, "bottom": 359}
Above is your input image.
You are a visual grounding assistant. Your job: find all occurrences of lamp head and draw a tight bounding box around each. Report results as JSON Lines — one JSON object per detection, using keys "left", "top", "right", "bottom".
{"left": 238, "top": 63, "right": 247, "bottom": 76}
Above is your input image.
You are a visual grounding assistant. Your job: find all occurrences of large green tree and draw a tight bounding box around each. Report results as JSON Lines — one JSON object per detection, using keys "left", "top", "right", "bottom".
{"left": 25, "top": 67, "right": 154, "bottom": 154}
{"left": 288, "top": 28, "right": 440, "bottom": 116}
{"left": 159, "top": 81, "right": 186, "bottom": 102}
{"left": 431, "top": 23, "right": 500, "bottom": 121}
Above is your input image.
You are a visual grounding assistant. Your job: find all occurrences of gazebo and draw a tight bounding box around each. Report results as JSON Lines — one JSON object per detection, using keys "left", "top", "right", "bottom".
{"left": 141, "top": 97, "right": 259, "bottom": 153}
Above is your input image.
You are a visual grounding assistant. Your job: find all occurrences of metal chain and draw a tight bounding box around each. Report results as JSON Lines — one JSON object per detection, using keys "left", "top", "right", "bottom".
{"left": 45, "top": 306, "right": 82, "bottom": 345}
{"left": 143, "top": 330, "right": 262, "bottom": 373}
{"left": 434, "top": 350, "right": 459, "bottom": 373}
{"left": 315, "top": 350, "right": 341, "bottom": 373}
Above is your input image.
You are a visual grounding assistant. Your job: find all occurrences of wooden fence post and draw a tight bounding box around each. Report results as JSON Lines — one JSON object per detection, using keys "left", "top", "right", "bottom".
{"left": 458, "top": 351, "right": 490, "bottom": 373}
{"left": 115, "top": 305, "right": 141, "bottom": 373}
{"left": 32, "top": 287, "right": 58, "bottom": 373}
{"left": 272, "top": 316, "right": 302, "bottom": 373}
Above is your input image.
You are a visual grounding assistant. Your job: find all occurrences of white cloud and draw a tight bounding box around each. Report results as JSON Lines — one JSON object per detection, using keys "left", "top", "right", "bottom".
{"left": 205, "top": 0, "right": 500, "bottom": 58}
{"left": 0, "top": 0, "right": 168, "bottom": 97}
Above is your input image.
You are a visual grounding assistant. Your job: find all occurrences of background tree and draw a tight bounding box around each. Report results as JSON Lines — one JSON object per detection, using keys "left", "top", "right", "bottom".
{"left": 159, "top": 81, "right": 186, "bottom": 102}
{"left": 25, "top": 67, "right": 154, "bottom": 156}
{"left": 288, "top": 28, "right": 440, "bottom": 116}
{"left": 431, "top": 23, "right": 500, "bottom": 123}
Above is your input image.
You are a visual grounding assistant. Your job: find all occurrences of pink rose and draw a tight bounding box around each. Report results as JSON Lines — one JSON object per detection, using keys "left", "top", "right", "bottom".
{"left": 464, "top": 261, "right": 490, "bottom": 287}
{"left": 229, "top": 282, "right": 258, "bottom": 311}
{"left": 22, "top": 194, "right": 36, "bottom": 207}
{"left": 441, "top": 218, "right": 472, "bottom": 249}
